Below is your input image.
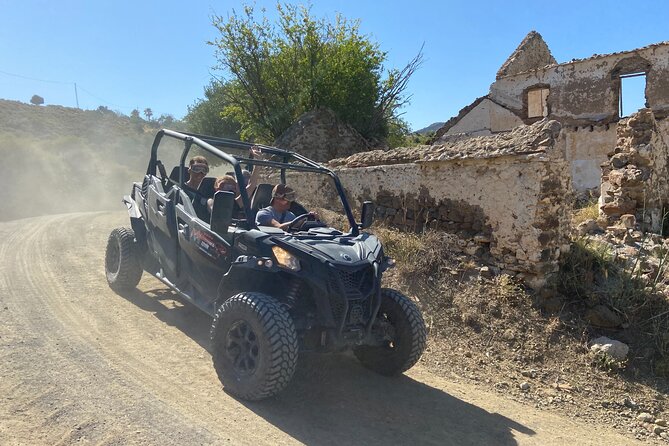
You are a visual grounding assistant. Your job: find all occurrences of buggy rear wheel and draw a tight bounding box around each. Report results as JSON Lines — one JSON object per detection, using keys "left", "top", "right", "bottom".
{"left": 354, "top": 288, "right": 427, "bottom": 375}
{"left": 105, "top": 227, "right": 142, "bottom": 291}
{"left": 211, "top": 292, "right": 298, "bottom": 401}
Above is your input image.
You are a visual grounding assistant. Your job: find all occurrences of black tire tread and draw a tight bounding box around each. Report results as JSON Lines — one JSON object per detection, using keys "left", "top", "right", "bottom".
{"left": 211, "top": 292, "right": 298, "bottom": 401}
{"left": 105, "top": 227, "right": 142, "bottom": 291}
{"left": 355, "top": 288, "right": 427, "bottom": 375}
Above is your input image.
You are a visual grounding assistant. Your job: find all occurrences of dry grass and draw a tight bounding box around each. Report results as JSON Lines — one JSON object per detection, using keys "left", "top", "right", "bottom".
{"left": 371, "top": 224, "right": 669, "bottom": 429}
{"left": 571, "top": 198, "right": 600, "bottom": 225}
{"left": 557, "top": 236, "right": 669, "bottom": 378}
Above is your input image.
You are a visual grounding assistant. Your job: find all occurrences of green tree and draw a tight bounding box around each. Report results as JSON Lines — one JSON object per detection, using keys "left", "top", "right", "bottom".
{"left": 156, "top": 114, "right": 186, "bottom": 129}
{"left": 208, "top": 2, "right": 421, "bottom": 142}
{"left": 185, "top": 81, "right": 241, "bottom": 138}
{"left": 30, "top": 94, "right": 45, "bottom": 106}
{"left": 385, "top": 117, "right": 412, "bottom": 149}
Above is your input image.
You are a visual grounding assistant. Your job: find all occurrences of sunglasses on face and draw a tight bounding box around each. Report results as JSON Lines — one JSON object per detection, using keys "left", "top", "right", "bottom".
{"left": 190, "top": 164, "right": 209, "bottom": 174}
{"left": 276, "top": 194, "right": 295, "bottom": 202}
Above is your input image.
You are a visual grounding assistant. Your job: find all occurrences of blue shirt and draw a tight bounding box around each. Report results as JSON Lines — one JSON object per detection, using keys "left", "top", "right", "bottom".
{"left": 255, "top": 206, "right": 296, "bottom": 226}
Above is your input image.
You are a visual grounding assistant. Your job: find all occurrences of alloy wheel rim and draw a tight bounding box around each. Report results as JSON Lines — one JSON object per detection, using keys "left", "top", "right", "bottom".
{"left": 226, "top": 320, "right": 260, "bottom": 376}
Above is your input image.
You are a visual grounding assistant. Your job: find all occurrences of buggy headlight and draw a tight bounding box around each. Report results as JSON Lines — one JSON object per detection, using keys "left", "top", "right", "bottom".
{"left": 272, "top": 246, "right": 301, "bottom": 271}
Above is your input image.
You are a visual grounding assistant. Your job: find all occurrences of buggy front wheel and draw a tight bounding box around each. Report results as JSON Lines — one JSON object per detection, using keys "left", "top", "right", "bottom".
{"left": 211, "top": 292, "right": 298, "bottom": 401}
{"left": 354, "top": 288, "right": 427, "bottom": 375}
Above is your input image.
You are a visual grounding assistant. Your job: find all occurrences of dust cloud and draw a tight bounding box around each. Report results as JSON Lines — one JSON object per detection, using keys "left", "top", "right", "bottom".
{"left": 0, "top": 101, "right": 154, "bottom": 222}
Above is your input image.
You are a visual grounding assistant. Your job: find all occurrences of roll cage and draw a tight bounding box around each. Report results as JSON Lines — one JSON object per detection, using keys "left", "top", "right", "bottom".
{"left": 147, "top": 129, "right": 361, "bottom": 235}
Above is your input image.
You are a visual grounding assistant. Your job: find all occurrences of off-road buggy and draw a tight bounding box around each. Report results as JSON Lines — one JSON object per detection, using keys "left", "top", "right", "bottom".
{"left": 104, "top": 129, "right": 427, "bottom": 400}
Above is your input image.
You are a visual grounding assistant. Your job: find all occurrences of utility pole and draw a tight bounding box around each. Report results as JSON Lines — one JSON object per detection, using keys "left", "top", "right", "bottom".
{"left": 74, "top": 82, "right": 80, "bottom": 109}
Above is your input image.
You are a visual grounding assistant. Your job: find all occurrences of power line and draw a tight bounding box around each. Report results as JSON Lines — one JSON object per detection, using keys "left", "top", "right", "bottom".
{"left": 0, "top": 67, "right": 135, "bottom": 112}
{"left": 76, "top": 84, "right": 134, "bottom": 111}
{"left": 0, "top": 69, "right": 72, "bottom": 85}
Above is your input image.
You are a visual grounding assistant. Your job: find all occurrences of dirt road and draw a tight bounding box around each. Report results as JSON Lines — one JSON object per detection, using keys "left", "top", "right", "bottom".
{"left": 0, "top": 212, "right": 641, "bottom": 445}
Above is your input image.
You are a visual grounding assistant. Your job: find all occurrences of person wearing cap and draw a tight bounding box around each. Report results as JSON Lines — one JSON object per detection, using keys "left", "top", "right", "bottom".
{"left": 184, "top": 155, "right": 209, "bottom": 190}
{"left": 255, "top": 184, "right": 318, "bottom": 230}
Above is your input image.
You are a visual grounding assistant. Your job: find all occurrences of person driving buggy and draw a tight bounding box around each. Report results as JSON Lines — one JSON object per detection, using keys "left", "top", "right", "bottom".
{"left": 255, "top": 184, "right": 319, "bottom": 231}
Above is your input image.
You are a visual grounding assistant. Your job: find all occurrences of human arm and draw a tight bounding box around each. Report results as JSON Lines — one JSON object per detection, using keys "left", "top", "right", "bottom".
{"left": 244, "top": 146, "right": 262, "bottom": 195}
{"left": 256, "top": 208, "right": 295, "bottom": 230}
{"left": 245, "top": 166, "right": 260, "bottom": 196}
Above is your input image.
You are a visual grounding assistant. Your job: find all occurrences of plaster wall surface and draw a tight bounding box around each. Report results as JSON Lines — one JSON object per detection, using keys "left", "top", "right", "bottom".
{"left": 326, "top": 157, "right": 548, "bottom": 265}
{"left": 659, "top": 119, "right": 669, "bottom": 145}
{"left": 564, "top": 125, "right": 617, "bottom": 190}
{"left": 491, "top": 102, "right": 526, "bottom": 132}
{"left": 291, "top": 121, "right": 572, "bottom": 285}
{"left": 490, "top": 44, "right": 669, "bottom": 123}
{"left": 445, "top": 99, "right": 524, "bottom": 136}
{"left": 446, "top": 100, "right": 492, "bottom": 135}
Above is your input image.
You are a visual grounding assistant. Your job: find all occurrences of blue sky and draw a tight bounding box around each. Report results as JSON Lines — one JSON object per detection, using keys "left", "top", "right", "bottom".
{"left": 1, "top": 0, "right": 667, "bottom": 131}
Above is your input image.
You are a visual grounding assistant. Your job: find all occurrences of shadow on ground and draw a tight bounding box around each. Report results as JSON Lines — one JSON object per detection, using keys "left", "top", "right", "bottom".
{"left": 118, "top": 285, "right": 535, "bottom": 446}
{"left": 118, "top": 286, "right": 213, "bottom": 351}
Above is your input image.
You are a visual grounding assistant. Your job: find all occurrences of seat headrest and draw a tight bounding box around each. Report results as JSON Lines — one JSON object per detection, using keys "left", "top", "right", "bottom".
{"left": 198, "top": 177, "right": 216, "bottom": 199}
{"left": 169, "top": 166, "right": 187, "bottom": 184}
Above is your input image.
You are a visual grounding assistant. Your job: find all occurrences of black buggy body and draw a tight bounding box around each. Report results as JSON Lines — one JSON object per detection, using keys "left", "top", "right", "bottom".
{"left": 104, "top": 129, "right": 427, "bottom": 400}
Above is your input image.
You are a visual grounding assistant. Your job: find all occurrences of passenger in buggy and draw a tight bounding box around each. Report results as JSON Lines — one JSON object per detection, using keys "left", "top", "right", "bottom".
{"left": 207, "top": 146, "right": 262, "bottom": 217}
{"left": 184, "top": 155, "right": 209, "bottom": 190}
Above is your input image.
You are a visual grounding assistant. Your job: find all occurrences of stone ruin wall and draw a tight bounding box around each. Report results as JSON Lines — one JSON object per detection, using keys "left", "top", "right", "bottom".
{"left": 490, "top": 43, "right": 669, "bottom": 124}
{"left": 289, "top": 120, "right": 572, "bottom": 288}
{"left": 600, "top": 110, "right": 669, "bottom": 232}
{"left": 274, "top": 108, "right": 373, "bottom": 162}
{"left": 484, "top": 43, "right": 669, "bottom": 197}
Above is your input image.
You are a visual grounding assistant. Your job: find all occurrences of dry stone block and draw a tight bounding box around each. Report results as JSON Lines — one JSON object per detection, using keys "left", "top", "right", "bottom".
{"left": 620, "top": 214, "right": 636, "bottom": 229}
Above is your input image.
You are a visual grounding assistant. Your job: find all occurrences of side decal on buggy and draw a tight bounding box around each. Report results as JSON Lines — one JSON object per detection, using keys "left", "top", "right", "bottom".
{"left": 191, "top": 228, "right": 228, "bottom": 261}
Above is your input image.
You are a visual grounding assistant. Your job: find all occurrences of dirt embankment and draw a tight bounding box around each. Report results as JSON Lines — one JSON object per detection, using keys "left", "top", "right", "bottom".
{"left": 0, "top": 211, "right": 641, "bottom": 445}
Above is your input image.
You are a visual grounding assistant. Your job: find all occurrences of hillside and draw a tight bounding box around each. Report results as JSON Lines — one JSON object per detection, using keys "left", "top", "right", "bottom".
{"left": 415, "top": 121, "right": 445, "bottom": 134}
{"left": 0, "top": 100, "right": 157, "bottom": 221}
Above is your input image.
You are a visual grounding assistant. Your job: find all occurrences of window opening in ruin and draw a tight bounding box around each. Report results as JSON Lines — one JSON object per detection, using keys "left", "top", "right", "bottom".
{"left": 619, "top": 72, "right": 647, "bottom": 117}
{"left": 527, "top": 87, "right": 549, "bottom": 118}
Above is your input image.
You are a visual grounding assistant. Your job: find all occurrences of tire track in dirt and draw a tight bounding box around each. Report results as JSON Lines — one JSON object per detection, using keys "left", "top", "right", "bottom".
{"left": 0, "top": 212, "right": 643, "bottom": 445}
{"left": 42, "top": 213, "right": 266, "bottom": 442}
{"left": 0, "top": 214, "right": 222, "bottom": 445}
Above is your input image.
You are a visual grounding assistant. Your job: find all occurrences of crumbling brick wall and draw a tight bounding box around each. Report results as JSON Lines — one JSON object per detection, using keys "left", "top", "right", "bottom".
{"left": 600, "top": 110, "right": 669, "bottom": 232}
{"left": 289, "top": 120, "right": 572, "bottom": 287}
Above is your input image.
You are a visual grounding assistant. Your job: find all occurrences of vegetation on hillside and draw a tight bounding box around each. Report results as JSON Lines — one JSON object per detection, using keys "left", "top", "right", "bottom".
{"left": 187, "top": 2, "right": 422, "bottom": 144}
{"left": 0, "top": 100, "right": 175, "bottom": 221}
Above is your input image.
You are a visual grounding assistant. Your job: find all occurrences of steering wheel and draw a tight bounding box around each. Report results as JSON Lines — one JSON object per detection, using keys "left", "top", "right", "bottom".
{"left": 287, "top": 213, "right": 313, "bottom": 231}
{"left": 287, "top": 213, "right": 328, "bottom": 231}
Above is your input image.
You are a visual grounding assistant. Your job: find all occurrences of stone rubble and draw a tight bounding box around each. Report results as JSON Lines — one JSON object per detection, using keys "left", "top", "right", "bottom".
{"left": 590, "top": 336, "right": 630, "bottom": 361}
{"left": 600, "top": 109, "right": 669, "bottom": 233}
